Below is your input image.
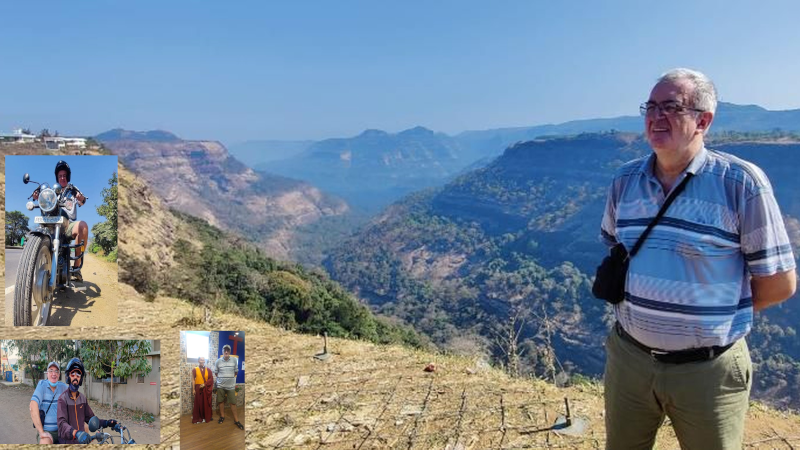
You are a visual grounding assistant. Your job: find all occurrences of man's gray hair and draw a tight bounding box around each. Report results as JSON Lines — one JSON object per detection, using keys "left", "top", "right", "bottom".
{"left": 658, "top": 68, "right": 718, "bottom": 114}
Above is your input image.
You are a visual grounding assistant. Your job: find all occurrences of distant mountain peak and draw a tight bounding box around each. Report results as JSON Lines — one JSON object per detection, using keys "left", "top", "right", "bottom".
{"left": 398, "top": 126, "right": 435, "bottom": 137}
{"left": 717, "top": 102, "right": 767, "bottom": 113}
{"left": 95, "top": 129, "right": 182, "bottom": 143}
{"left": 359, "top": 129, "right": 389, "bottom": 138}
{"left": 356, "top": 127, "right": 435, "bottom": 139}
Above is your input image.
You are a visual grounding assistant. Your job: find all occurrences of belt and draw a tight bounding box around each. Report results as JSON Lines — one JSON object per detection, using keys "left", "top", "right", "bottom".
{"left": 615, "top": 322, "right": 734, "bottom": 364}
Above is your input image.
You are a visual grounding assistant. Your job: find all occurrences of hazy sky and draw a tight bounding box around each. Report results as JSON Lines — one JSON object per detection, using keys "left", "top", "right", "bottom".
{"left": 2, "top": 1, "right": 799, "bottom": 145}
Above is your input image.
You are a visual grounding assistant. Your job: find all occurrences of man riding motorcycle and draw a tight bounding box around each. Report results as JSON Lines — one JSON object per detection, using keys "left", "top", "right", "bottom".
{"left": 33, "top": 160, "right": 87, "bottom": 282}
{"left": 57, "top": 358, "right": 118, "bottom": 444}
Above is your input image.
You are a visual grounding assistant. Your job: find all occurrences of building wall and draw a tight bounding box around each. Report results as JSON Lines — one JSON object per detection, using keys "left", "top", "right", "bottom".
{"left": 83, "top": 353, "right": 161, "bottom": 416}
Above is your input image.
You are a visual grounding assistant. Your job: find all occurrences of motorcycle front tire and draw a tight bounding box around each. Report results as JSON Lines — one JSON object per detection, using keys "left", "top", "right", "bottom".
{"left": 14, "top": 234, "right": 52, "bottom": 326}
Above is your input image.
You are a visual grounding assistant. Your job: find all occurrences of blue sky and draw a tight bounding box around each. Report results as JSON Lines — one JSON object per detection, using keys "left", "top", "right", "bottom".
{"left": 5, "top": 156, "right": 118, "bottom": 241}
{"left": 2, "top": 1, "right": 799, "bottom": 145}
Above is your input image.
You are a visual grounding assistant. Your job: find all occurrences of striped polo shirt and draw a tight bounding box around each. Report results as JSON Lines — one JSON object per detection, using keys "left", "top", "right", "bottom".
{"left": 600, "top": 146, "right": 795, "bottom": 350}
{"left": 31, "top": 380, "right": 68, "bottom": 432}
{"left": 214, "top": 356, "right": 239, "bottom": 390}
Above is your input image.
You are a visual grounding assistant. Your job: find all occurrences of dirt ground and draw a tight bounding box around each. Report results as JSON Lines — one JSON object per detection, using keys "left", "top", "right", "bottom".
{"left": 0, "top": 383, "right": 160, "bottom": 444}
{"left": 2, "top": 286, "right": 800, "bottom": 449}
{"left": 4, "top": 252, "right": 119, "bottom": 327}
{"left": 48, "top": 252, "right": 120, "bottom": 327}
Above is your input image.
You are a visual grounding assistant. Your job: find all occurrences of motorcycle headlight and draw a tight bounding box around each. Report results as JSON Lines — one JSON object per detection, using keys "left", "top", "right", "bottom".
{"left": 38, "top": 188, "right": 58, "bottom": 213}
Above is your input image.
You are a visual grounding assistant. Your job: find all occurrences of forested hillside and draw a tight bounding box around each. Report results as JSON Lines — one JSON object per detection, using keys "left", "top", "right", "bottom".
{"left": 117, "top": 166, "right": 422, "bottom": 348}
{"left": 326, "top": 132, "right": 800, "bottom": 408}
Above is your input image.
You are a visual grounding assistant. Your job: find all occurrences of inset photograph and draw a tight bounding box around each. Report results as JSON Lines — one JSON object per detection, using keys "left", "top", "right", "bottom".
{"left": 4, "top": 155, "right": 119, "bottom": 326}
{"left": 0, "top": 339, "right": 161, "bottom": 444}
{"left": 180, "top": 331, "right": 245, "bottom": 450}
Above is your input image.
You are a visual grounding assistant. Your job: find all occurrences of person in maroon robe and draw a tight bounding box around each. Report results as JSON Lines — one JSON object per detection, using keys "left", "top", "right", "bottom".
{"left": 192, "top": 357, "right": 214, "bottom": 423}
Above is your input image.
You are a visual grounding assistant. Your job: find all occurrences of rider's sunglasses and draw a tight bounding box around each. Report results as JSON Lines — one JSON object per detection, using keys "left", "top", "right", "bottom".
{"left": 69, "top": 370, "right": 82, "bottom": 378}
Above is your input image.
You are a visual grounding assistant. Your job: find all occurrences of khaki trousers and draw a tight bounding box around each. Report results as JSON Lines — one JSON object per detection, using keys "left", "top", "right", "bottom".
{"left": 604, "top": 328, "right": 752, "bottom": 450}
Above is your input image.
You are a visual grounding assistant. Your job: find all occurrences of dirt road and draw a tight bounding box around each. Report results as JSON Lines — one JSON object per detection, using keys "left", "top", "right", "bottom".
{"left": 0, "top": 383, "right": 160, "bottom": 444}
{"left": 4, "top": 252, "right": 119, "bottom": 327}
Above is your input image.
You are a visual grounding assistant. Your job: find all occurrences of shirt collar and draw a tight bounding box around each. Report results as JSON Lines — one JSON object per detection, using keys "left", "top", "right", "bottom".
{"left": 641, "top": 145, "right": 709, "bottom": 179}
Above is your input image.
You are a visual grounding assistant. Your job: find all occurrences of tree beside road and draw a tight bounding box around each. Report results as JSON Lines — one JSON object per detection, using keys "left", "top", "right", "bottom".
{"left": 5, "top": 211, "right": 30, "bottom": 247}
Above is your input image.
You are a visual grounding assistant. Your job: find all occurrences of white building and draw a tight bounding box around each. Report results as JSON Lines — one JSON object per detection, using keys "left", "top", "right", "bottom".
{"left": 0, "top": 128, "right": 36, "bottom": 143}
{"left": 44, "top": 136, "right": 88, "bottom": 150}
{"left": 63, "top": 137, "right": 87, "bottom": 148}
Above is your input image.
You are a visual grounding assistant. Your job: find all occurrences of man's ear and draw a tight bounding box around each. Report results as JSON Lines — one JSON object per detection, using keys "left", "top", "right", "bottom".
{"left": 696, "top": 111, "right": 714, "bottom": 134}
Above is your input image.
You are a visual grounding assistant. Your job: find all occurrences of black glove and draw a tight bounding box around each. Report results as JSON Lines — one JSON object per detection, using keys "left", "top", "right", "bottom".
{"left": 75, "top": 430, "right": 91, "bottom": 444}
{"left": 104, "top": 419, "right": 118, "bottom": 431}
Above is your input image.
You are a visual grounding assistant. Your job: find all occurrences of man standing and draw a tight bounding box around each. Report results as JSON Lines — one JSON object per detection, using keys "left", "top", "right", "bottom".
{"left": 600, "top": 68, "right": 796, "bottom": 449}
{"left": 214, "top": 345, "right": 243, "bottom": 430}
{"left": 192, "top": 356, "right": 214, "bottom": 424}
{"left": 57, "top": 358, "right": 118, "bottom": 444}
{"left": 30, "top": 361, "right": 68, "bottom": 444}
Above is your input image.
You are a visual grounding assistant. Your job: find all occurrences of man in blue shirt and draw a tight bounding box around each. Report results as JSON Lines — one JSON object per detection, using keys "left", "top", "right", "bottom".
{"left": 600, "top": 68, "right": 796, "bottom": 449}
{"left": 30, "top": 361, "right": 68, "bottom": 444}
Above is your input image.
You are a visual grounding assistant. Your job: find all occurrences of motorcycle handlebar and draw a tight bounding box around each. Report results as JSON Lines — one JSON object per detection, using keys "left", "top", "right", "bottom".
{"left": 67, "top": 184, "right": 88, "bottom": 204}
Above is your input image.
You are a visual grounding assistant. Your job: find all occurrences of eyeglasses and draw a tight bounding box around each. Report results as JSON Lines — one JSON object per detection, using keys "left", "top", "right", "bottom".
{"left": 69, "top": 371, "right": 82, "bottom": 378}
{"left": 47, "top": 369, "right": 60, "bottom": 374}
{"left": 640, "top": 101, "right": 705, "bottom": 117}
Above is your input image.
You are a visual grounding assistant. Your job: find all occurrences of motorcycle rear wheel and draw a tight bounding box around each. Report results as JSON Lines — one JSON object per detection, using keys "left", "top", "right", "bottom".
{"left": 14, "top": 234, "right": 52, "bottom": 326}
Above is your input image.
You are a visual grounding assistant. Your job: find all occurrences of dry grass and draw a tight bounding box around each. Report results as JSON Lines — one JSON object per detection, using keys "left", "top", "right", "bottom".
{"left": 255, "top": 321, "right": 800, "bottom": 450}
{"left": 3, "top": 288, "right": 800, "bottom": 449}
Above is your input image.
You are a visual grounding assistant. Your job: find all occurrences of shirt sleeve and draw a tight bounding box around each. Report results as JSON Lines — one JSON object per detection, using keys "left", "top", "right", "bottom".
{"left": 740, "top": 179, "right": 796, "bottom": 276}
{"left": 599, "top": 182, "right": 619, "bottom": 247}
{"left": 31, "top": 380, "right": 44, "bottom": 404}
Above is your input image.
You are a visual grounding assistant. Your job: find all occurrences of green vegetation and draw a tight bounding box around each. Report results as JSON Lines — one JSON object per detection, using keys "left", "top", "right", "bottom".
{"left": 80, "top": 340, "right": 153, "bottom": 416}
{"left": 91, "top": 172, "right": 118, "bottom": 262}
{"left": 6, "top": 340, "right": 76, "bottom": 382}
{"left": 325, "top": 134, "right": 800, "bottom": 409}
{"left": 120, "top": 210, "right": 422, "bottom": 348}
{"left": 132, "top": 409, "right": 156, "bottom": 424}
{"left": 707, "top": 129, "right": 800, "bottom": 143}
{"left": 5, "top": 210, "right": 30, "bottom": 246}
{"left": 326, "top": 194, "right": 607, "bottom": 378}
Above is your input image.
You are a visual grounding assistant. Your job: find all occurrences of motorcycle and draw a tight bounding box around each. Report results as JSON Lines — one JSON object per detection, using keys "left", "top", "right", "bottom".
{"left": 14, "top": 173, "right": 88, "bottom": 326}
{"left": 88, "top": 417, "right": 136, "bottom": 444}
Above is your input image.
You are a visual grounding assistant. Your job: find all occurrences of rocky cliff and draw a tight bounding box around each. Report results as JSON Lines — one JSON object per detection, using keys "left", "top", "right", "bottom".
{"left": 101, "top": 135, "right": 349, "bottom": 260}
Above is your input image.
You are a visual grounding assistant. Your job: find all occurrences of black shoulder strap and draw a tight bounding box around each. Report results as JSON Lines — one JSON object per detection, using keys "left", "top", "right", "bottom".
{"left": 628, "top": 173, "right": 694, "bottom": 258}
{"left": 43, "top": 385, "right": 56, "bottom": 414}
{"left": 46, "top": 390, "right": 54, "bottom": 413}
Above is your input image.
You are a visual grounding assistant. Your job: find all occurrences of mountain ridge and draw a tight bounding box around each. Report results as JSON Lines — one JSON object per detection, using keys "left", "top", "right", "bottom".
{"left": 99, "top": 133, "right": 350, "bottom": 261}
